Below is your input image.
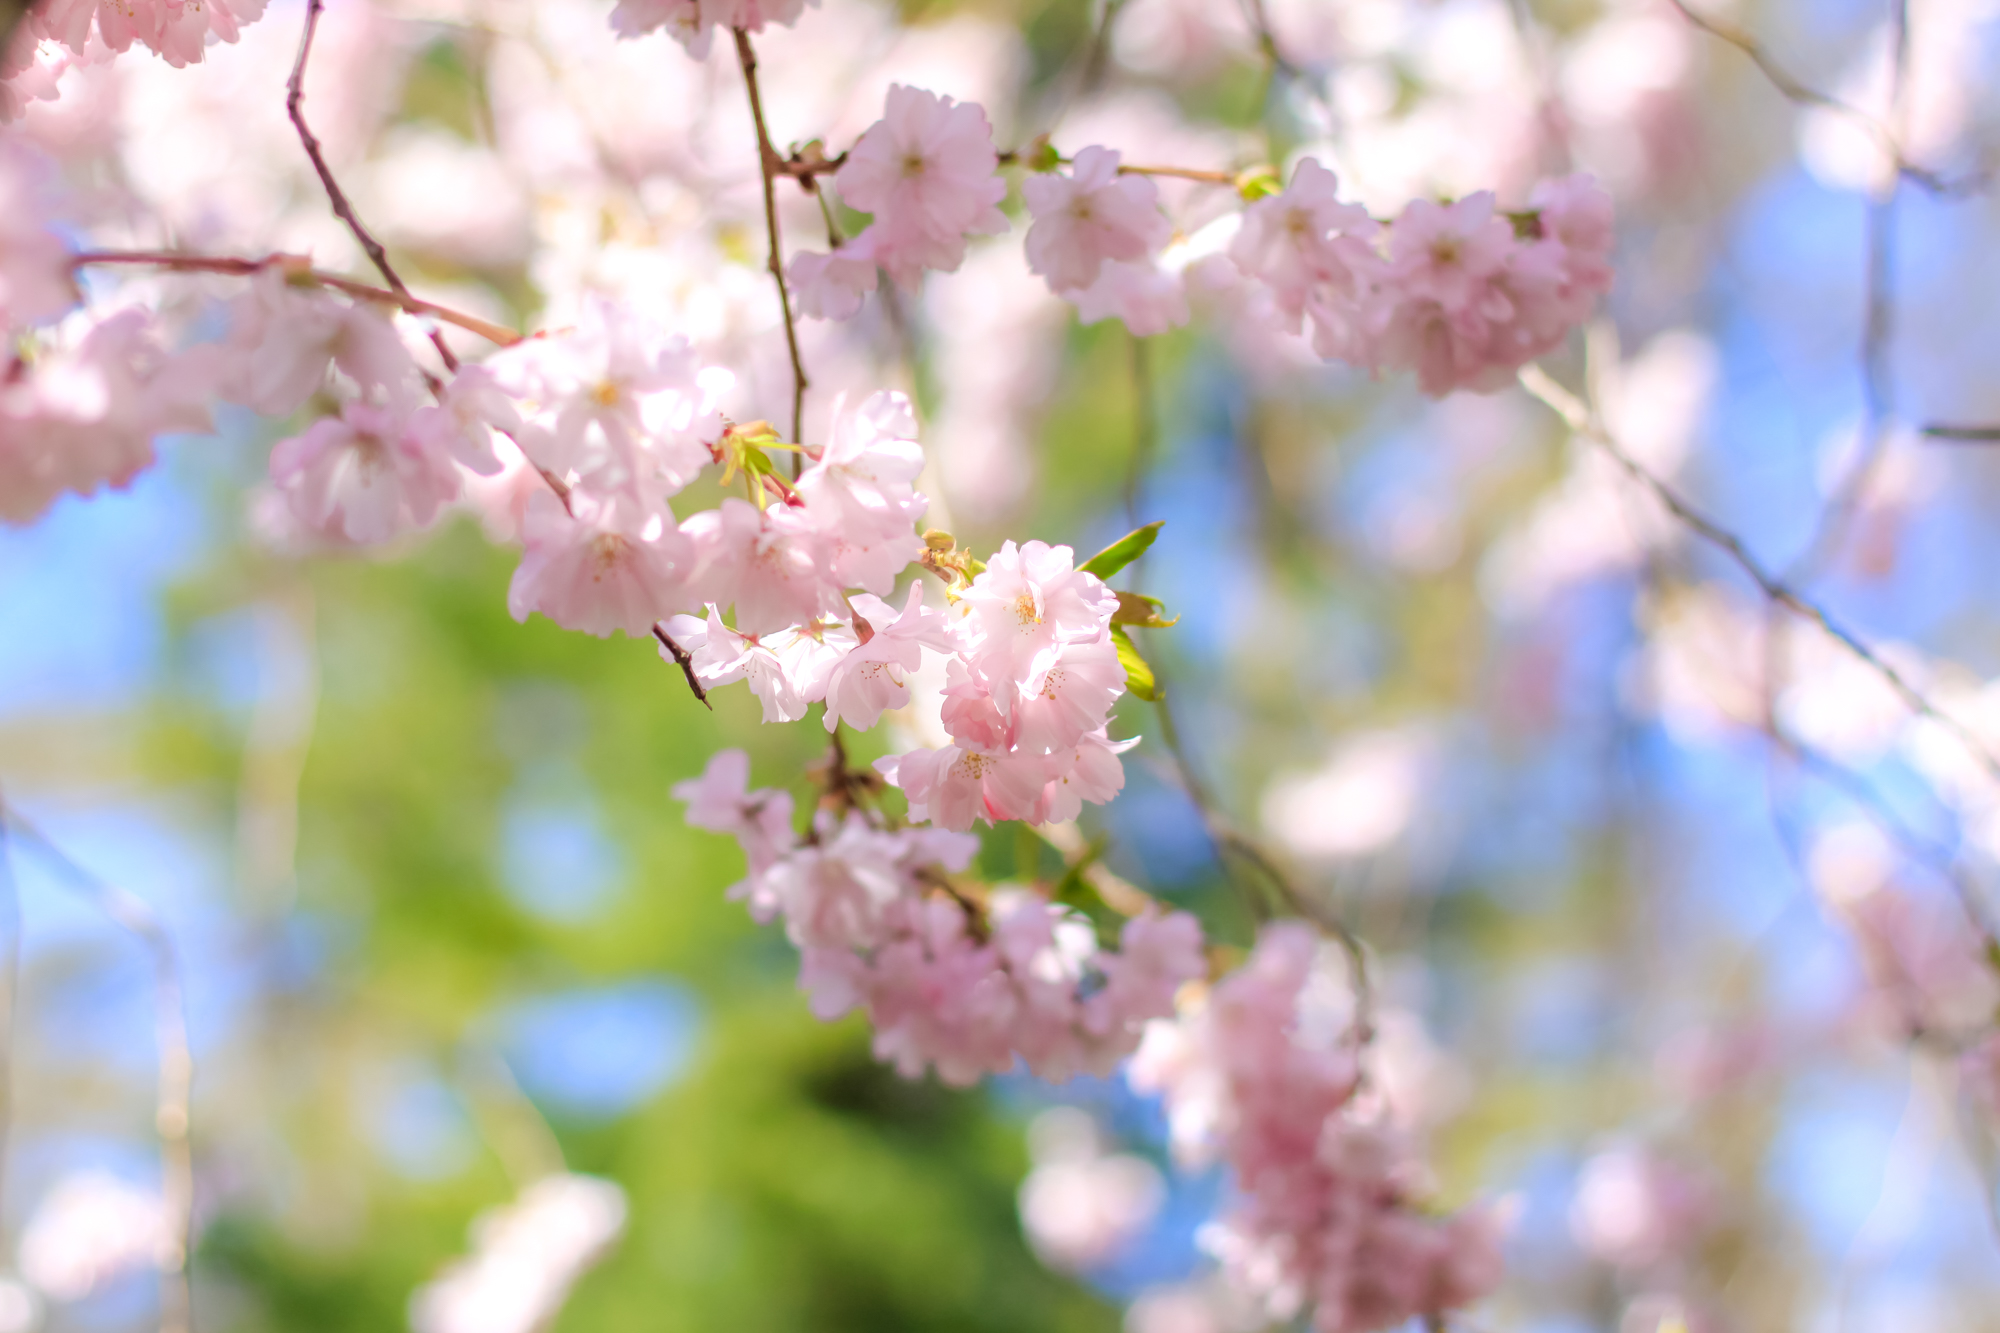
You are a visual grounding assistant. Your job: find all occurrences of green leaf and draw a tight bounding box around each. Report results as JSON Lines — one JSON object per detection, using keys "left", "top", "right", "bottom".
{"left": 1079, "top": 520, "right": 1163, "bottom": 581}
{"left": 1235, "top": 165, "right": 1283, "bottom": 201}
{"left": 1112, "top": 590, "right": 1179, "bottom": 629}
{"left": 1111, "top": 625, "right": 1160, "bottom": 702}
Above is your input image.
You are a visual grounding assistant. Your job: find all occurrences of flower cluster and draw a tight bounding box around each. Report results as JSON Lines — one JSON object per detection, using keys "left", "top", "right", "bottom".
{"left": 782, "top": 85, "right": 1612, "bottom": 395}
{"left": 675, "top": 749, "right": 1208, "bottom": 1084}
{"left": 1130, "top": 923, "right": 1503, "bottom": 1333}
{"left": 3, "top": 0, "right": 268, "bottom": 120}
{"left": 609, "top": 0, "right": 815, "bottom": 60}
{"left": 1226, "top": 160, "right": 1616, "bottom": 396}
{"left": 790, "top": 84, "right": 1008, "bottom": 317}
{"left": 878, "top": 538, "right": 1138, "bottom": 830}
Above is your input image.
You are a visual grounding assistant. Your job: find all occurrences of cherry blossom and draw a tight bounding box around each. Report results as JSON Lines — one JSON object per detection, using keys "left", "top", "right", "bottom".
{"left": 821, "top": 583, "right": 954, "bottom": 732}
{"left": 219, "top": 271, "right": 426, "bottom": 419}
{"left": 609, "top": 0, "right": 816, "bottom": 58}
{"left": 1130, "top": 923, "right": 1505, "bottom": 1332}
{"left": 29, "top": 0, "right": 269, "bottom": 71}
{"left": 484, "top": 298, "right": 727, "bottom": 499}
{"left": 268, "top": 401, "right": 462, "bottom": 545}
{"left": 954, "top": 539, "right": 1121, "bottom": 715}
{"left": 1023, "top": 146, "right": 1172, "bottom": 294}
{"left": 508, "top": 487, "right": 695, "bottom": 638}
{"left": 789, "top": 237, "right": 881, "bottom": 321}
{"left": 0, "top": 139, "right": 72, "bottom": 329}
{"left": 0, "top": 308, "right": 216, "bottom": 524}
{"left": 831, "top": 85, "right": 1007, "bottom": 288}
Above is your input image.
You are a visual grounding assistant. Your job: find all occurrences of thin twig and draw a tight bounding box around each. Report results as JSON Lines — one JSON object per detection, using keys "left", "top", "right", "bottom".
{"left": 286, "top": 0, "right": 461, "bottom": 373}
{"left": 71, "top": 251, "right": 524, "bottom": 347}
{"left": 1921, "top": 424, "right": 2000, "bottom": 442}
{"left": 1, "top": 803, "right": 195, "bottom": 1333}
{"left": 732, "top": 28, "right": 811, "bottom": 447}
{"left": 652, "top": 624, "right": 712, "bottom": 709}
{"left": 0, "top": 795, "right": 17, "bottom": 1248}
{"left": 1663, "top": 0, "right": 1987, "bottom": 196}
{"left": 1788, "top": 0, "right": 1912, "bottom": 579}
{"left": 1115, "top": 162, "right": 1241, "bottom": 185}
{"left": 1521, "top": 363, "right": 2000, "bottom": 791}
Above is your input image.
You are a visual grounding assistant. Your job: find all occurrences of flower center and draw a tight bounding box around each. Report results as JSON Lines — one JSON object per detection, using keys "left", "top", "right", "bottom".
{"left": 1013, "top": 592, "right": 1041, "bottom": 627}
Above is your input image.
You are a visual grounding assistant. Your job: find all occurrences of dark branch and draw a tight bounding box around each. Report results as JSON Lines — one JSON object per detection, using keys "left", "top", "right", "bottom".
{"left": 1664, "top": 0, "right": 1988, "bottom": 196}
{"left": 652, "top": 624, "right": 713, "bottom": 709}
{"left": 1922, "top": 424, "right": 2000, "bottom": 442}
{"left": 286, "top": 0, "right": 461, "bottom": 373}
{"left": 732, "top": 28, "right": 811, "bottom": 447}
{"left": 1522, "top": 365, "right": 2000, "bottom": 790}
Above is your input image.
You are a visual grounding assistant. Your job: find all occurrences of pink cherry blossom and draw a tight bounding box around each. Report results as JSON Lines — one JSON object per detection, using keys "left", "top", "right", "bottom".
{"left": 33, "top": 0, "right": 268, "bottom": 69}
{"left": 268, "top": 402, "right": 462, "bottom": 546}
{"left": 1009, "top": 633, "right": 1128, "bottom": 755}
{"left": 220, "top": 271, "right": 426, "bottom": 418}
{"left": 822, "top": 583, "right": 955, "bottom": 732}
{"left": 1065, "top": 259, "right": 1190, "bottom": 337}
{"left": 1229, "top": 159, "right": 1380, "bottom": 362}
{"left": 671, "top": 748, "right": 798, "bottom": 874}
{"left": 485, "top": 298, "right": 726, "bottom": 500}
{"left": 667, "top": 607, "right": 856, "bottom": 723}
{"left": 875, "top": 742, "right": 1052, "bottom": 830}
{"left": 955, "top": 539, "right": 1120, "bottom": 716}
{"left": 0, "top": 309, "right": 216, "bottom": 525}
{"left": 1037, "top": 727, "right": 1138, "bottom": 824}
{"left": 1131, "top": 923, "right": 1504, "bottom": 1333}
{"left": 794, "top": 390, "right": 928, "bottom": 592}
{"left": 789, "top": 234, "right": 881, "bottom": 321}
{"left": 834, "top": 86, "right": 1006, "bottom": 275}
{"left": 681, "top": 497, "right": 845, "bottom": 636}
{"left": 508, "top": 486, "right": 695, "bottom": 638}
{"left": 0, "top": 139, "right": 74, "bottom": 330}
{"left": 1023, "top": 147, "right": 1172, "bottom": 294}
{"left": 610, "top": 0, "right": 815, "bottom": 58}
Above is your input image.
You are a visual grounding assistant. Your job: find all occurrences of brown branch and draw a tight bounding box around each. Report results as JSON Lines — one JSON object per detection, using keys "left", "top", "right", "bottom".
{"left": 0, "top": 794, "right": 17, "bottom": 1255}
{"left": 732, "top": 28, "right": 810, "bottom": 446}
{"left": 1664, "top": 0, "right": 1987, "bottom": 196}
{"left": 1921, "top": 424, "right": 2000, "bottom": 442}
{"left": 1521, "top": 364, "right": 2000, "bottom": 791}
{"left": 72, "top": 250, "right": 525, "bottom": 347}
{"left": 1, "top": 801, "right": 195, "bottom": 1333}
{"left": 651, "top": 623, "right": 712, "bottom": 709}
{"left": 286, "top": 0, "right": 461, "bottom": 373}
{"left": 1115, "top": 162, "right": 1241, "bottom": 185}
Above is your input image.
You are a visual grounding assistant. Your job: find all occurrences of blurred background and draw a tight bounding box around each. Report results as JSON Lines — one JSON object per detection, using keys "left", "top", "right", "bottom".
{"left": 7, "top": 0, "right": 2000, "bottom": 1327}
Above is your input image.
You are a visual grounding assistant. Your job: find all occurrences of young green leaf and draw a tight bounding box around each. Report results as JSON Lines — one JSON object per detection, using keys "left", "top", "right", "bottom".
{"left": 1111, "top": 625, "right": 1160, "bottom": 701}
{"left": 1079, "top": 520, "right": 1164, "bottom": 581}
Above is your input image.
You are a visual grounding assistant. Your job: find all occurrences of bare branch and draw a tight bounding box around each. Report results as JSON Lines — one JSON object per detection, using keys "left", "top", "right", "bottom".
{"left": 1921, "top": 424, "right": 2000, "bottom": 442}
{"left": 1, "top": 800, "right": 195, "bottom": 1333}
{"left": 72, "top": 250, "right": 525, "bottom": 347}
{"left": 1521, "top": 363, "right": 2000, "bottom": 791}
{"left": 652, "top": 624, "right": 713, "bottom": 709}
{"left": 0, "top": 795, "right": 18, "bottom": 1250}
{"left": 286, "top": 0, "right": 461, "bottom": 373}
{"left": 1664, "top": 0, "right": 1988, "bottom": 196}
{"left": 732, "top": 28, "right": 811, "bottom": 447}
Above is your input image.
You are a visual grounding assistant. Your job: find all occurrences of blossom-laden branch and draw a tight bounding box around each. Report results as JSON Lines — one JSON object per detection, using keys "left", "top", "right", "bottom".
{"left": 0, "top": 799, "right": 194, "bottom": 1333}
{"left": 1521, "top": 363, "right": 2000, "bottom": 789}
{"left": 732, "top": 28, "right": 810, "bottom": 447}
{"left": 69, "top": 250, "right": 526, "bottom": 347}
{"left": 1663, "top": 0, "right": 1988, "bottom": 197}
{"left": 286, "top": 0, "right": 461, "bottom": 374}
